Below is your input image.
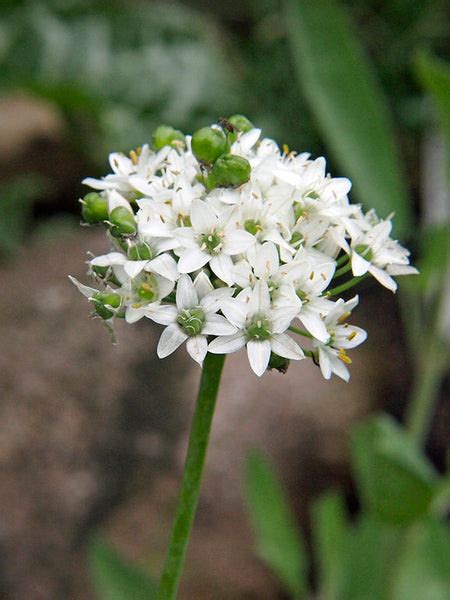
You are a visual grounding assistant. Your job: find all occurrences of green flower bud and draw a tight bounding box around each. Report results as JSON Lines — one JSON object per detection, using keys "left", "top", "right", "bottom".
{"left": 152, "top": 125, "right": 185, "bottom": 151}
{"left": 177, "top": 308, "right": 205, "bottom": 336}
{"left": 210, "top": 154, "right": 251, "bottom": 188}
{"left": 135, "top": 274, "right": 158, "bottom": 302}
{"left": 245, "top": 314, "right": 271, "bottom": 341}
{"left": 244, "top": 219, "right": 262, "bottom": 236}
{"left": 92, "top": 292, "right": 121, "bottom": 320}
{"left": 191, "top": 127, "right": 227, "bottom": 165}
{"left": 109, "top": 206, "right": 136, "bottom": 236}
{"left": 228, "top": 114, "right": 254, "bottom": 133}
{"left": 127, "top": 242, "right": 153, "bottom": 261}
{"left": 81, "top": 192, "right": 108, "bottom": 224}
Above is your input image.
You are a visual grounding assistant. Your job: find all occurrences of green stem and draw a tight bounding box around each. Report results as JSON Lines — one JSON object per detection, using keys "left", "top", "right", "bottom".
{"left": 336, "top": 253, "right": 349, "bottom": 267}
{"left": 333, "top": 261, "right": 353, "bottom": 278}
{"left": 326, "top": 275, "right": 366, "bottom": 297}
{"left": 157, "top": 353, "right": 226, "bottom": 600}
{"left": 289, "top": 325, "right": 313, "bottom": 338}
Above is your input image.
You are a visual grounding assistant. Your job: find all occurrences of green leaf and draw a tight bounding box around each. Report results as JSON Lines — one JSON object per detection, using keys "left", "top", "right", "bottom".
{"left": 339, "top": 516, "right": 397, "bottom": 600}
{"left": 416, "top": 51, "right": 450, "bottom": 179}
{"left": 0, "top": 174, "right": 48, "bottom": 255}
{"left": 415, "top": 222, "right": 450, "bottom": 294}
{"left": 392, "top": 519, "right": 450, "bottom": 600}
{"left": 284, "top": 0, "right": 411, "bottom": 237}
{"left": 312, "top": 492, "right": 348, "bottom": 600}
{"left": 88, "top": 538, "right": 158, "bottom": 600}
{"left": 351, "top": 414, "right": 437, "bottom": 524}
{"left": 244, "top": 451, "right": 307, "bottom": 598}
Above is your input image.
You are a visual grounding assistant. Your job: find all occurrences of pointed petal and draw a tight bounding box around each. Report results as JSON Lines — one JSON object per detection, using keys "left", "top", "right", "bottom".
{"left": 202, "top": 314, "right": 237, "bottom": 335}
{"left": 146, "top": 253, "right": 180, "bottom": 281}
{"left": 222, "top": 229, "right": 255, "bottom": 255}
{"left": 124, "top": 260, "right": 148, "bottom": 278}
{"left": 157, "top": 324, "right": 188, "bottom": 358}
{"left": 144, "top": 304, "right": 178, "bottom": 325}
{"left": 190, "top": 199, "right": 217, "bottom": 233}
{"left": 193, "top": 271, "right": 214, "bottom": 300}
{"left": 209, "top": 253, "right": 235, "bottom": 285}
{"left": 69, "top": 276, "right": 97, "bottom": 298}
{"left": 176, "top": 274, "right": 198, "bottom": 309}
{"left": 369, "top": 265, "right": 397, "bottom": 292}
{"left": 249, "top": 279, "right": 271, "bottom": 314}
{"left": 208, "top": 332, "right": 247, "bottom": 354}
{"left": 270, "top": 333, "right": 304, "bottom": 360}
{"left": 125, "top": 306, "right": 146, "bottom": 324}
{"left": 300, "top": 310, "right": 330, "bottom": 343}
{"left": 252, "top": 242, "right": 279, "bottom": 278}
{"left": 318, "top": 347, "right": 332, "bottom": 380}
{"left": 177, "top": 247, "right": 210, "bottom": 273}
{"left": 186, "top": 335, "right": 208, "bottom": 365}
{"left": 220, "top": 299, "right": 248, "bottom": 328}
{"left": 246, "top": 339, "right": 271, "bottom": 376}
{"left": 351, "top": 251, "right": 370, "bottom": 276}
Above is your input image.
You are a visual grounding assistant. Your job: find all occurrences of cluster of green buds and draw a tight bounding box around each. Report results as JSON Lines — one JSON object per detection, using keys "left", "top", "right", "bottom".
{"left": 191, "top": 115, "right": 253, "bottom": 190}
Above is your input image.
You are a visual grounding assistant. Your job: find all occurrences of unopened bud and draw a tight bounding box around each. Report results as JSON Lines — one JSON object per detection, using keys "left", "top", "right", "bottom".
{"left": 191, "top": 127, "right": 227, "bottom": 165}
{"left": 152, "top": 125, "right": 185, "bottom": 151}
{"left": 127, "top": 242, "right": 153, "bottom": 261}
{"left": 228, "top": 114, "right": 254, "bottom": 133}
{"left": 109, "top": 206, "right": 137, "bottom": 236}
{"left": 210, "top": 154, "right": 251, "bottom": 188}
{"left": 92, "top": 292, "right": 121, "bottom": 320}
{"left": 268, "top": 352, "right": 290, "bottom": 373}
{"left": 81, "top": 192, "right": 108, "bottom": 224}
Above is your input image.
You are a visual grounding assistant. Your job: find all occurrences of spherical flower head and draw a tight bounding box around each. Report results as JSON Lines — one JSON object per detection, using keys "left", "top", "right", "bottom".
{"left": 70, "top": 115, "right": 418, "bottom": 378}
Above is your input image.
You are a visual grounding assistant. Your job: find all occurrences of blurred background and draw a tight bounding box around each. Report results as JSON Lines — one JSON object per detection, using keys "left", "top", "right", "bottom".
{"left": 0, "top": 1, "right": 449, "bottom": 599}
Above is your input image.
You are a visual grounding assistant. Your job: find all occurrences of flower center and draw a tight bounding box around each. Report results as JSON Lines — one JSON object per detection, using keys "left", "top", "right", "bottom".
{"left": 200, "top": 231, "right": 224, "bottom": 254}
{"left": 246, "top": 314, "right": 271, "bottom": 340}
{"left": 244, "top": 219, "right": 262, "bottom": 236}
{"left": 135, "top": 274, "right": 158, "bottom": 302}
{"left": 128, "top": 242, "right": 153, "bottom": 261}
{"left": 177, "top": 308, "right": 205, "bottom": 336}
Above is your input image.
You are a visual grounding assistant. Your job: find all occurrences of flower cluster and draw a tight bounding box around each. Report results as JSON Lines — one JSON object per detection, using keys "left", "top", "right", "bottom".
{"left": 71, "top": 116, "right": 417, "bottom": 378}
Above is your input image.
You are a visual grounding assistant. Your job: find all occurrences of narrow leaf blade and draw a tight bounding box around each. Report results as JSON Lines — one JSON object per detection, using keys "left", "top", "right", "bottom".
{"left": 285, "top": 0, "right": 411, "bottom": 236}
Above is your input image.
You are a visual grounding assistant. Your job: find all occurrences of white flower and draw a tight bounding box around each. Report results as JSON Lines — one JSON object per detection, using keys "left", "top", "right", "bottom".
{"left": 313, "top": 296, "right": 367, "bottom": 381}
{"left": 208, "top": 280, "right": 304, "bottom": 376}
{"left": 174, "top": 199, "right": 255, "bottom": 285}
{"left": 145, "top": 273, "right": 236, "bottom": 365}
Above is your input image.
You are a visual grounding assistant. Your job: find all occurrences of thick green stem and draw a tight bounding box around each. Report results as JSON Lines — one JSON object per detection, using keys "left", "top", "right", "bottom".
{"left": 157, "top": 353, "right": 226, "bottom": 600}
{"left": 327, "top": 275, "right": 366, "bottom": 297}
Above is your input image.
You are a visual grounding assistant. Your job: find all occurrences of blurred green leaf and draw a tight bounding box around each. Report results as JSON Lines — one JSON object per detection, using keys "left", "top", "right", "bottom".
{"left": 351, "top": 414, "right": 437, "bottom": 524}
{"left": 244, "top": 451, "right": 307, "bottom": 598}
{"left": 284, "top": 0, "right": 411, "bottom": 237}
{"left": 392, "top": 519, "right": 450, "bottom": 600}
{"left": 312, "top": 492, "right": 348, "bottom": 600}
{"left": 416, "top": 222, "right": 450, "bottom": 294}
{"left": 0, "top": 174, "right": 48, "bottom": 255}
{"left": 88, "top": 538, "right": 158, "bottom": 600}
{"left": 416, "top": 51, "right": 450, "bottom": 178}
{"left": 339, "top": 516, "right": 397, "bottom": 600}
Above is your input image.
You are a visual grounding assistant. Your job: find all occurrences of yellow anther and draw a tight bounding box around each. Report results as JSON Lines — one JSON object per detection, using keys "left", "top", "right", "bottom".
{"left": 309, "top": 271, "right": 315, "bottom": 280}
{"left": 338, "top": 348, "right": 352, "bottom": 364}
{"left": 337, "top": 311, "right": 351, "bottom": 324}
{"left": 141, "top": 282, "right": 151, "bottom": 291}
{"left": 130, "top": 150, "right": 139, "bottom": 165}
{"left": 132, "top": 303, "right": 142, "bottom": 309}
{"left": 347, "top": 330, "right": 357, "bottom": 341}
{"left": 282, "top": 144, "right": 290, "bottom": 155}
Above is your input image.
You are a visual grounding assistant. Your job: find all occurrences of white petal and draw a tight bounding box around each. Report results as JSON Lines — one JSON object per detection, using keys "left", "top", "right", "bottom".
{"left": 91, "top": 252, "right": 126, "bottom": 267}
{"left": 246, "top": 339, "right": 271, "bottom": 376}
{"left": 270, "top": 306, "right": 299, "bottom": 333}
{"left": 386, "top": 264, "right": 419, "bottom": 276}
{"left": 157, "top": 324, "right": 188, "bottom": 358}
{"left": 108, "top": 189, "right": 133, "bottom": 214}
{"left": 270, "top": 333, "right": 304, "bottom": 360}
{"left": 146, "top": 253, "right": 180, "bottom": 281}
{"left": 202, "top": 314, "right": 237, "bottom": 335}
{"left": 300, "top": 310, "right": 330, "bottom": 343}
{"left": 210, "top": 253, "right": 235, "bottom": 285}
{"left": 222, "top": 229, "right": 255, "bottom": 255}
{"left": 193, "top": 271, "right": 214, "bottom": 300}
{"left": 337, "top": 325, "right": 367, "bottom": 349}
{"left": 124, "top": 260, "right": 148, "bottom": 278}
{"left": 234, "top": 128, "right": 261, "bottom": 153}
{"left": 200, "top": 287, "right": 234, "bottom": 313}
{"left": 186, "top": 335, "right": 208, "bottom": 365}
{"left": 68, "top": 276, "right": 97, "bottom": 298}
{"left": 249, "top": 279, "right": 271, "bottom": 314}
{"left": 173, "top": 227, "right": 197, "bottom": 248}
{"left": 252, "top": 242, "right": 279, "bottom": 278}
{"left": 351, "top": 251, "right": 370, "bottom": 276}
{"left": 125, "top": 306, "right": 146, "bottom": 323}
{"left": 318, "top": 347, "right": 332, "bottom": 380}
{"left": 208, "top": 332, "right": 247, "bottom": 354}
{"left": 177, "top": 247, "right": 210, "bottom": 273}
{"left": 190, "top": 199, "right": 217, "bottom": 233}
{"left": 176, "top": 274, "right": 198, "bottom": 310}
{"left": 144, "top": 304, "right": 178, "bottom": 325}
{"left": 369, "top": 265, "right": 397, "bottom": 292}
{"left": 220, "top": 299, "right": 248, "bottom": 328}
